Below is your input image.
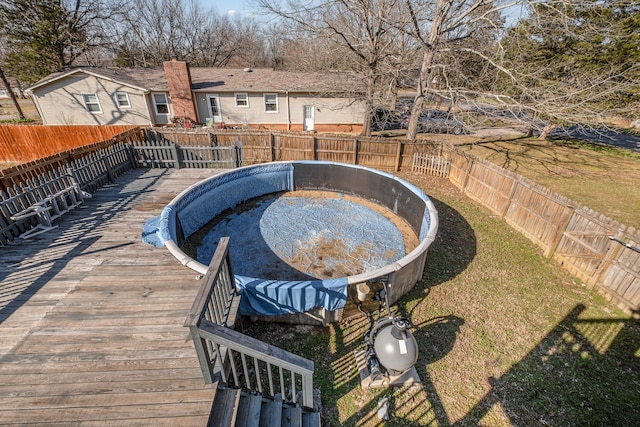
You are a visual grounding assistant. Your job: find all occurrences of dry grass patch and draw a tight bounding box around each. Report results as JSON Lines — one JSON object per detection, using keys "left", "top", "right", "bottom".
{"left": 451, "top": 137, "right": 640, "bottom": 227}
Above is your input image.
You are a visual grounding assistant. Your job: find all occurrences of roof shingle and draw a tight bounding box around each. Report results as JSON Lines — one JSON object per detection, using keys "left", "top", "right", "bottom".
{"left": 30, "top": 66, "right": 365, "bottom": 94}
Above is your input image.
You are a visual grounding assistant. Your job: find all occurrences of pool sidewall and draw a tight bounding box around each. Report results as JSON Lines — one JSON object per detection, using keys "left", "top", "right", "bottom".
{"left": 160, "top": 161, "right": 438, "bottom": 304}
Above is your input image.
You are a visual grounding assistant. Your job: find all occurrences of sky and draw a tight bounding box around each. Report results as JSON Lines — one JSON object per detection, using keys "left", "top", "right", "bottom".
{"left": 202, "top": 1, "right": 526, "bottom": 26}
{"left": 201, "top": 0, "right": 258, "bottom": 17}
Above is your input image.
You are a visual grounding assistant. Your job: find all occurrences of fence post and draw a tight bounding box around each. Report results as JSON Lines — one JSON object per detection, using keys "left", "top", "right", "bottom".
{"left": 188, "top": 328, "right": 215, "bottom": 384}
{"left": 126, "top": 142, "right": 137, "bottom": 170}
{"left": 461, "top": 157, "right": 474, "bottom": 192}
{"left": 171, "top": 142, "right": 181, "bottom": 169}
{"left": 311, "top": 135, "right": 318, "bottom": 160}
{"left": 235, "top": 141, "right": 243, "bottom": 167}
{"left": 102, "top": 153, "right": 114, "bottom": 183}
{"left": 353, "top": 139, "right": 358, "bottom": 165}
{"left": 231, "top": 145, "right": 238, "bottom": 168}
{"left": 302, "top": 371, "right": 314, "bottom": 409}
{"left": 269, "top": 132, "right": 275, "bottom": 162}
{"left": 394, "top": 140, "right": 403, "bottom": 172}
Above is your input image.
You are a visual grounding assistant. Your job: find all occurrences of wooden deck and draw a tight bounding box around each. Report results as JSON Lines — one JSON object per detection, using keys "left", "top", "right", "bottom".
{"left": 0, "top": 168, "right": 225, "bottom": 426}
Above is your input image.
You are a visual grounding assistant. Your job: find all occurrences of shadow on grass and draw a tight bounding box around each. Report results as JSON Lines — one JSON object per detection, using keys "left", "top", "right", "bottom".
{"left": 415, "top": 315, "right": 465, "bottom": 426}
{"left": 456, "top": 304, "right": 640, "bottom": 426}
{"left": 420, "top": 195, "right": 477, "bottom": 289}
{"left": 353, "top": 304, "right": 640, "bottom": 426}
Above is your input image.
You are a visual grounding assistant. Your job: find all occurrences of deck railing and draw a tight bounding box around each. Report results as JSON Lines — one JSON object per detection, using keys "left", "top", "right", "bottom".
{"left": 131, "top": 133, "right": 242, "bottom": 169}
{"left": 0, "top": 142, "right": 135, "bottom": 245}
{"left": 184, "top": 237, "right": 315, "bottom": 409}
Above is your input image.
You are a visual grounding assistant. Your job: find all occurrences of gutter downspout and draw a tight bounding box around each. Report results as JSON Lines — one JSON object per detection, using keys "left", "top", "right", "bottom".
{"left": 142, "top": 90, "right": 154, "bottom": 126}
{"left": 286, "top": 91, "right": 291, "bottom": 130}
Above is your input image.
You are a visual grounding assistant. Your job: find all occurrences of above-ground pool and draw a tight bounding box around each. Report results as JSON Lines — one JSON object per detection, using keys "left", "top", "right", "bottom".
{"left": 143, "top": 161, "right": 438, "bottom": 323}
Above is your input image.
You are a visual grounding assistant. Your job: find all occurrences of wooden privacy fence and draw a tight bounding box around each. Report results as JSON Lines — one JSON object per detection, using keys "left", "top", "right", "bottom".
{"left": 0, "top": 125, "right": 139, "bottom": 162}
{"left": 154, "top": 128, "right": 440, "bottom": 171}
{"left": 440, "top": 147, "right": 640, "bottom": 314}
{"left": 0, "top": 127, "right": 146, "bottom": 192}
{"left": 185, "top": 237, "right": 316, "bottom": 409}
{"left": 2, "top": 125, "right": 638, "bottom": 313}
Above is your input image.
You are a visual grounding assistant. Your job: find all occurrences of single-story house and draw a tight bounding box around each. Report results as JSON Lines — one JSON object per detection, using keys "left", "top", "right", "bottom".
{"left": 27, "top": 60, "right": 366, "bottom": 132}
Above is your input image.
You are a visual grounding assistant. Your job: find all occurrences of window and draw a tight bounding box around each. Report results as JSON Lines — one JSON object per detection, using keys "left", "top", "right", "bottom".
{"left": 264, "top": 93, "right": 278, "bottom": 113}
{"left": 235, "top": 93, "right": 249, "bottom": 107}
{"left": 207, "top": 95, "right": 221, "bottom": 119}
{"left": 153, "top": 93, "right": 169, "bottom": 115}
{"left": 115, "top": 92, "right": 131, "bottom": 108}
{"left": 82, "top": 94, "right": 102, "bottom": 113}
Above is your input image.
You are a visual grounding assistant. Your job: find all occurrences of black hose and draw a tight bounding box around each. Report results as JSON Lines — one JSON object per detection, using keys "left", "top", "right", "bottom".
{"left": 609, "top": 236, "right": 640, "bottom": 254}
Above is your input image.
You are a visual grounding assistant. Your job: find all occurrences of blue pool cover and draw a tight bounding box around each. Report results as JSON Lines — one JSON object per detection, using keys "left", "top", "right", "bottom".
{"left": 142, "top": 162, "right": 434, "bottom": 318}
{"left": 194, "top": 193, "right": 406, "bottom": 316}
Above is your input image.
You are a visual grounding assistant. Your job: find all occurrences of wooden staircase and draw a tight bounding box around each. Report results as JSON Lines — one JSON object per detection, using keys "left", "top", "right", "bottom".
{"left": 208, "top": 384, "right": 321, "bottom": 427}
{"left": 185, "top": 239, "right": 321, "bottom": 427}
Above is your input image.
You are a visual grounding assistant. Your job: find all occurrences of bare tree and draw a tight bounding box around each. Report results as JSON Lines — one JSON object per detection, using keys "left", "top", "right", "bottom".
{"left": 400, "top": 0, "right": 514, "bottom": 140}
{"left": 257, "top": 0, "right": 404, "bottom": 136}
{"left": 401, "top": 0, "right": 640, "bottom": 140}
{"left": 0, "top": 0, "right": 122, "bottom": 83}
{"left": 112, "top": 0, "right": 270, "bottom": 68}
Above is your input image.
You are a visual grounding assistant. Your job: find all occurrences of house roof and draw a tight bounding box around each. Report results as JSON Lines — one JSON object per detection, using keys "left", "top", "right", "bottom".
{"left": 189, "top": 68, "right": 364, "bottom": 94}
{"left": 29, "top": 66, "right": 365, "bottom": 95}
{"left": 28, "top": 67, "right": 166, "bottom": 93}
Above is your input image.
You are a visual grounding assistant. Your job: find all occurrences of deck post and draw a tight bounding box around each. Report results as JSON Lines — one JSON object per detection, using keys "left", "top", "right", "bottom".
{"left": 188, "top": 326, "right": 214, "bottom": 384}
{"left": 302, "top": 371, "right": 314, "bottom": 409}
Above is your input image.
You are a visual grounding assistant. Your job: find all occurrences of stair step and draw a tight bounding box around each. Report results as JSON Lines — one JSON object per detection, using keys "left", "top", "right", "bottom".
{"left": 282, "top": 406, "right": 302, "bottom": 427}
{"left": 259, "top": 393, "right": 283, "bottom": 427}
{"left": 208, "top": 387, "right": 241, "bottom": 427}
{"left": 208, "top": 386, "right": 321, "bottom": 427}
{"left": 236, "top": 394, "right": 262, "bottom": 427}
{"left": 302, "top": 411, "right": 321, "bottom": 427}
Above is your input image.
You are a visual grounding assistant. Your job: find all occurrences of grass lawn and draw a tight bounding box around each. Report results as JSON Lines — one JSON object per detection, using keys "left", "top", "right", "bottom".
{"left": 243, "top": 173, "right": 640, "bottom": 426}
{"left": 0, "top": 97, "right": 40, "bottom": 123}
{"left": 442, "top": 134, "right": 640, "bottom": 228}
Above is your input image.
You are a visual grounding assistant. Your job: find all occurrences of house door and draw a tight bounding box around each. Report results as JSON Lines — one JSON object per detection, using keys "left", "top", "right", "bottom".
{"left": 207, "top": 95, "right": 222, "bottom": 123}
{"left": 303, "top": 105, "right": 314, "bottom": 131}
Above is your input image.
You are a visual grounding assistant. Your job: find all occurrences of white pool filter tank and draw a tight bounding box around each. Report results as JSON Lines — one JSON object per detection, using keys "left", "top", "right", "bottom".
{"left": 372, "top": 317, "right": 419, "bottom": 375}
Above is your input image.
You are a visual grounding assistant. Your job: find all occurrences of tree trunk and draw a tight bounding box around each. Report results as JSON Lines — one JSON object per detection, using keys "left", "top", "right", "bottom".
{"left": 406, "top": 49, "right": 434, "bottom": 141}
{"left": 406, "top": 0, "right": 448, "bottom": 141}
{"left": 538, "top": 123, "right": 557, "bottom": 140}
{"left": 360, "top": 67, "right": 376, "bottom": 137}
{"left": 0, "top": 67, "right": 25, "bottom": 121}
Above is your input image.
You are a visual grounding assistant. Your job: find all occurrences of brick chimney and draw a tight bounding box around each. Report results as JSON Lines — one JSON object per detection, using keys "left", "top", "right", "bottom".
{"left": 163, "top": 58, "right": 197, "bottom": 123}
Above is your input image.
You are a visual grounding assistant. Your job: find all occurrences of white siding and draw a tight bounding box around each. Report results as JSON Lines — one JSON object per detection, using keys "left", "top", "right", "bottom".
{"left": 194, "top": 91, "right": 363, "bottom": 127}
{"left": 288, "top": 95, "right": 364, "bottom": 125}
{"left": 31, "top": 74, "right": 154, "bottom": 125}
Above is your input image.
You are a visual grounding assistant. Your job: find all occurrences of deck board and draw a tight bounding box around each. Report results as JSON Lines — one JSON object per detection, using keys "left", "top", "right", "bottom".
{"left": 0, "top": 168, "right": 223, "bottom": 425}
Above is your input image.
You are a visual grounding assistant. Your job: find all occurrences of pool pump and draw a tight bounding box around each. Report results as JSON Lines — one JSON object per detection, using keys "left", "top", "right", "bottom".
{"left": 356, "top": 277, "right": 419, "bottom": 384}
